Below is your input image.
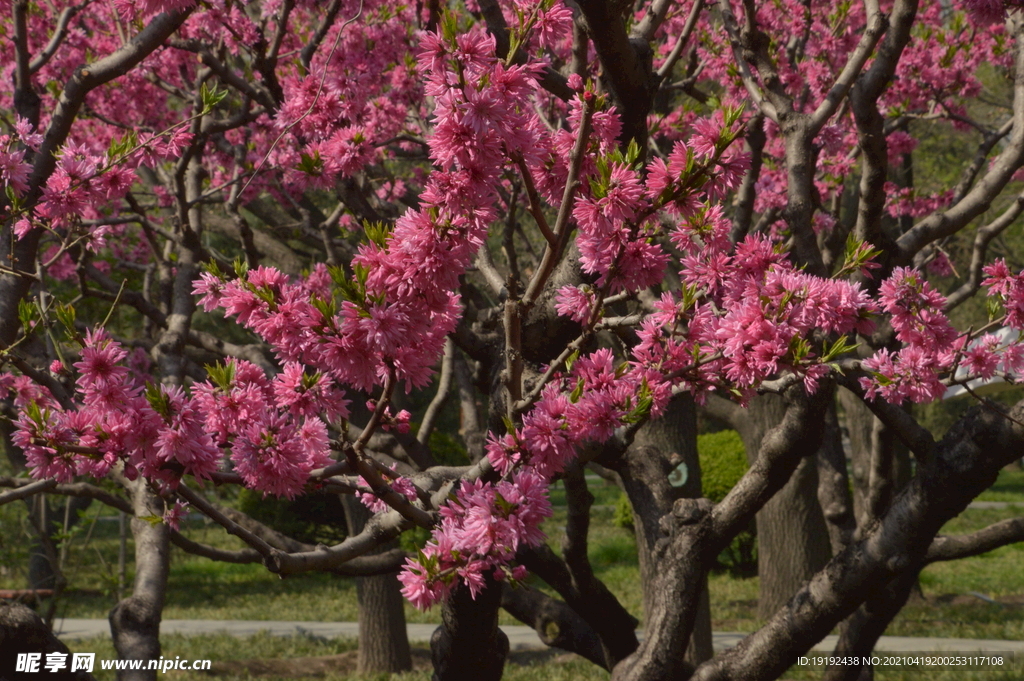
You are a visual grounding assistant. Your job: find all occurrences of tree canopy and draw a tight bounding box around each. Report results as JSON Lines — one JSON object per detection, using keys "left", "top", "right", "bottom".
{"left": 4, "top": 0, "right": 1024, "bottom": 680}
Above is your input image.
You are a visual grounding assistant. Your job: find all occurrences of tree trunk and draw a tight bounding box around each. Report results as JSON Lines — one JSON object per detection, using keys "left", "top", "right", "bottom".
{"left": 108, "top": 479, "right": 169, "bottom": 681}
{"left": 614, "top": 394, "right": 713, "bottom": 666}
{"left": 341, "top": 497, "right": 412, "bottom": 674}
{"left": 431, "top": 576, "right": 508, "bottom": 681}
{"left": 735, "top": 395, "right": 832, "bottom": 620}
{"left": 816, "top": 405, "right": 857, "bottom": 556}
{"left": 839, "top": 388, "right": 912, "bottom": 529}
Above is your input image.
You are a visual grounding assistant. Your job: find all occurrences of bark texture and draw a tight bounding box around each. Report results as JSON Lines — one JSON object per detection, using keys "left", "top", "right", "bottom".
{"left": 108, "top": 481, "right": 170, "bottom": 681}
{"left": 840, "top": 388, "right": 912, "bottom": 528}
{"left": 611, "top": 388, "right": 831, "bottom": 681}
{"left": 430, "top": 577, "right": 509, "bottom": 681}
{"left": 734, "top": 395, "right": 832, "bottom": 619}
{"left": 500, "top": 583, "right": 608, "bottom": 667}
{"left": 615, "top": 394, "right": 713, "bottom": 666}
{"left": 342, "top": 497, "right": 412, "bottom": 674}
{"left": 690, "top": 400, "right": 1024, "bottom": 681}
{"left": 354, "top": 560, "right": 412, "bottom": 674}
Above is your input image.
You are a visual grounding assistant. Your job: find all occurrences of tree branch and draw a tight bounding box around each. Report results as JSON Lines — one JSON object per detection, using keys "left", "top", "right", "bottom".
{"left": 710, "top": 386, "right": 830, "bottom": 549}
{"left": 944, "top": 190, "right": 1024, "bottom": 311}
{"left": 418, "top": 338, "right": 455, "bottom": 444}
{"left": 927, "top": 517, "right": 1024, "bottom": 563}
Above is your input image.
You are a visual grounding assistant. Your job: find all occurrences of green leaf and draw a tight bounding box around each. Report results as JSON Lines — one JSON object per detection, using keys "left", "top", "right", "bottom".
{"left": 18, "top": 299, "right": 37, "bottom": 331}
{"left": 107, "top": 130, "right": 138, "bottom": 160}
{"left": 564, "top": 348, "right": 580, "bottom": 372}
{"left": 139, "top": 515, "right": 164, "bottom": 526}
{"left": 821, "top": 335, "right": 859, "bottom": 363}
{"left": 54, "top": 302, "right": 80, "bottom": 343}
{"left": 621, "top": 378, "right": 652, "bottom": 424}
{"left": 145, "top": 381, "right": 171, "bottom": 419}
{"left": 493, "top": 491, "right": 513, "bottom": 516}
{"left": 204, "top": 259, "right": 225, "bottom": 280}
{"left": 301, "top": 371, "right": 322, "bottom": 391}
{"left": 788, "top": 336, "right": 811, "bottom": 362}
{"left": 569, "top": 377, "right": 585, "bottom": 404}
{"left": 296, "top": 149, "right": 323, "bottom": 175}
{"left": 5, "top": 185, "right": 21, "bottom": 211}
{"left": 204, "top": 360, "right": 236, "bottom": 391}
{"left": 363, "top": 221, "right": 392, "bottom": 248}
{"left": 311, "top": 295, "right": 337, "bottom": 322}
{"left": 25, "top": 400, "right": 45, "bottom": 427}
{"left": 440, "top": 10, "right": 458, "bottom": 44}
{"left": 987, "top": 297, "right": 1004, "bottom": 323}
{"left": 327, "top": 264, "right": 348, "bottom": 285}
{"left": 624, "top": 138, "right": 641, "bottom": 166}
{"left": 200, "top": 81, "right": 228, "bottom": 113}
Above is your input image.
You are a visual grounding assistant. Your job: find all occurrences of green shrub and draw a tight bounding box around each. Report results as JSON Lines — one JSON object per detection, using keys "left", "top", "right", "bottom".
{"left": 698, "top": 429, "right": 747, "bottom": 502}
{"left": 698, "top": 430, "right": 757, "bottom": 575}
{"left": 613, "top": 492, "right": 634, "bottom": 531}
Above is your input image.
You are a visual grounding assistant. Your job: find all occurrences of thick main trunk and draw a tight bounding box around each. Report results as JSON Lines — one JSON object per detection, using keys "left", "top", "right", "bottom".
{"left": 735, "top": 395, "right": 832, "bottom": 620}
{"left": 108, "top": 481, "right": 170, "bottom": 681}
{"left": 613, "top": 395, "right": 712, "bottom": 672}
{"left": 430, "top": 577, "right": 508, "bottom": 681}
{"left": 341, "top": 497, "right": 411, "bottom": 674}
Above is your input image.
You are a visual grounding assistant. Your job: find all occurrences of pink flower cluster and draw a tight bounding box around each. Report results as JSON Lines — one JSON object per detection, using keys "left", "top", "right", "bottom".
{"left": 961, "top": 0, "right": 1024, "bottom": 26}
{"left": 398, "top": 472, "right": 549, "bottom": 608}
{"left": 621, "top": 208, "right": 877, "bottom": 403}
{"left": 859, "top": 269, "right": 959, "bottom": 404}
{"left": 7, "top": 330, "right": 341, "bottom": 498}
{"left": 192, "top": 359, "right": 338, "bottom": 497}
{"left": 856, "top": 265, "right": 1024, "bottom": 403}
{"left": 984, "top": 259, "right": 1024, "bottom": 329}
{"left": 14, "top": 0, "right": 1024, "bottom": 618}
{"left": 9, "top": 329, "right": 219, "bottom": 486}
{"left": 0, "top": 127, "right": 32, "bottom": 196}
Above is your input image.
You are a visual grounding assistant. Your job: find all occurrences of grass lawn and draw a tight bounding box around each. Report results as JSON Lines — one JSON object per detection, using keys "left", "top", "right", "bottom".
{"left": 66, "top": 633, "right": 612, "bottom": 681}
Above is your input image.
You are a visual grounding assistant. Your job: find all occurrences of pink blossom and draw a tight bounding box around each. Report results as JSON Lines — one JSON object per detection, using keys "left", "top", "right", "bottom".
{"left": 163, "top": 501, "right": 189, "bottom": 532}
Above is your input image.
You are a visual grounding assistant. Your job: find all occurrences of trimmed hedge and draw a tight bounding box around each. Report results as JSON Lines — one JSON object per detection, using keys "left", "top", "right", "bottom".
{"left": 698, "top": 429, "right": 747, "bottom": 502}
{"left": 699, "top": 429, "right": 756, "bottom": 575}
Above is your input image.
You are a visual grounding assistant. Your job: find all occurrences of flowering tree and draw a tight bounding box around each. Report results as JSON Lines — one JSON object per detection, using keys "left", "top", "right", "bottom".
{"left": 3, "top": 0, "right": 1024, "bottom": 681}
